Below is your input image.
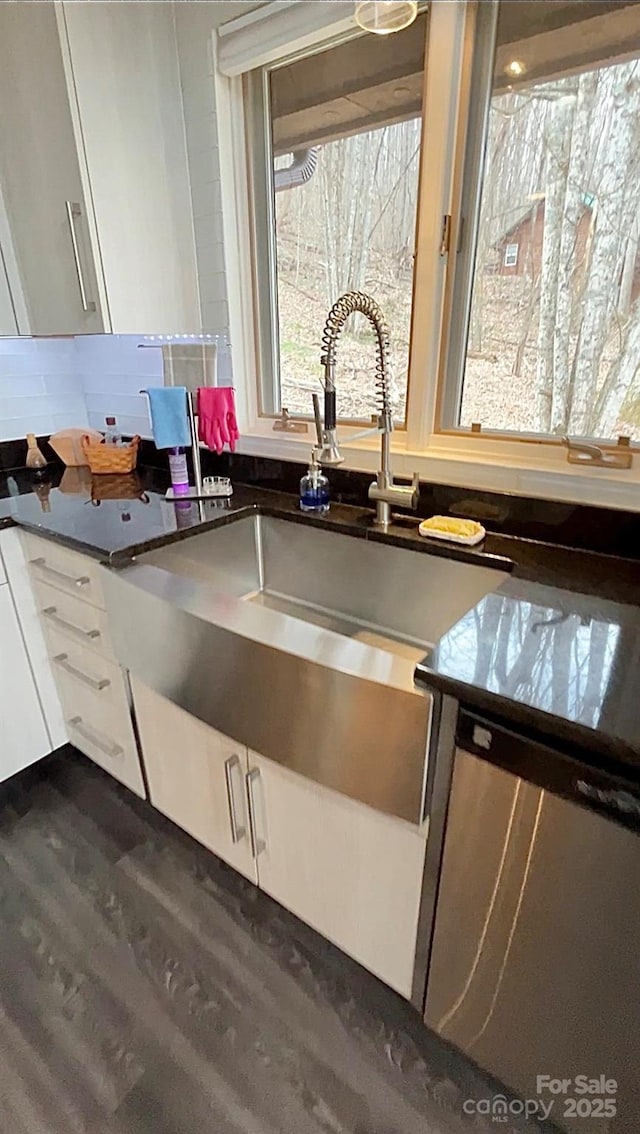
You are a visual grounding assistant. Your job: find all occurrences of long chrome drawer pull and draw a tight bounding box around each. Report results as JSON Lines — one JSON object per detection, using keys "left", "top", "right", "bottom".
{"left": 42, "top": 606, "right": 100, "bottom": 643}
{"left": 31, "top": 558, "right": 90, "bottom": 589}
{"left": 65, "top": 200, "right": 96, "bottom": 313}
{"left": 68, "top": 716, "right": 123, "bottom": 760}
{"left": 245, "top": 767, "right": 266, "bottom": 859}
{"left": 53, "top": 653, "right": 110, "bottom": 691}
{"left": 224, "top": 754, "right": 246, "bottom": 844}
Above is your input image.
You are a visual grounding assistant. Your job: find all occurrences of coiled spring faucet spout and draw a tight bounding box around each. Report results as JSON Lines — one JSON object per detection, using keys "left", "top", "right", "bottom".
{"left": 316, "top": 290, "right": 419, "bottom": 528}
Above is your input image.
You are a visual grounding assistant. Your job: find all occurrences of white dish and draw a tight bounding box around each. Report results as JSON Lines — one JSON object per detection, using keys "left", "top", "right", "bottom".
{"left": 418, "top": 519, "right": 486, "bottom": 546}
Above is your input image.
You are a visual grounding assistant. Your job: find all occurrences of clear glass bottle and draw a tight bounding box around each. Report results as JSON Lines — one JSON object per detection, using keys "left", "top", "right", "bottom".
{"left": 25, "top": 433, "right": 48, "bottom": 474}
{"left": 104, "top": 416, "right": 122, "bottom": 445}
{"left": 299, "top": 448, "right": 330, "bottom": 513}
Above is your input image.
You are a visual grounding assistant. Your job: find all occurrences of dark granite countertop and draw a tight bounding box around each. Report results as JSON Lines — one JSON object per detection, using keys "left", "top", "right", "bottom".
{"left": 415, "top": 577, "right": 640, "bottom": 783}
{"left": 3, "top": 463, "right": 640, "bottom": 783}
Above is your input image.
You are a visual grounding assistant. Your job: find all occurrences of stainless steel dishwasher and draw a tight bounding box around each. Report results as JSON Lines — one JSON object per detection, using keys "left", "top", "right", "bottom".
{"left": 424, "top": 709, "right": 640, "bottom": 1134}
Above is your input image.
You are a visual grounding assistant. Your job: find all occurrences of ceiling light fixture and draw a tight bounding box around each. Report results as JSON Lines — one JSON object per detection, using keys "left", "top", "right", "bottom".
{"left": 354, "top": 1, "right": 419, "bottom": 35}
{"left": 506, "top": 59, "right": 526, "bottom": 77}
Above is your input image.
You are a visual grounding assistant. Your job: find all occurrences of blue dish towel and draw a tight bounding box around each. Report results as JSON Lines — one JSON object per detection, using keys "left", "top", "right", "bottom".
{"left": 146, "top": 386, "right": 191, "bottom": 449}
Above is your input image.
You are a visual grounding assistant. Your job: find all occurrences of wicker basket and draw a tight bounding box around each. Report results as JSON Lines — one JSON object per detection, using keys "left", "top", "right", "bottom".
{"left": 81, "top": 434, "right": 140, "bottom": 475}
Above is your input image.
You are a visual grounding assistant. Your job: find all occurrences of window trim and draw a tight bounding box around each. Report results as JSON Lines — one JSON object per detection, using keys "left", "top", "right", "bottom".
{"left": 213, "top": 2, "right": 640, "bottom": 513}
{"left": 435, "top": 0, "right": 640, "bottom": 453}
{"left": 244, "top": 17, "right": 431, "bottom": 430}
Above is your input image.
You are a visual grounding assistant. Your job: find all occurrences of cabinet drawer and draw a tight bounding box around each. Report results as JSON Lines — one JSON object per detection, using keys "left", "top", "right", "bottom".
{"left": 49, "top": 634, "right": 129, "bottom": 722}
{"left": 33, "top": 578, "right": 114, "bottom": 660}
{"left": 66, "top": 715, "right": 144, "bottom": 798}
{"left": 22, "top": 532, "right": 105, "bottom": 610}
{"left": 52, "top": 647, "right": 143, "bottom": 798}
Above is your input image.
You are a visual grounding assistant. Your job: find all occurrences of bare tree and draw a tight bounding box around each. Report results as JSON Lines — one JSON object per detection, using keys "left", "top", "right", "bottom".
{"left": 589, "top": 292, "right": 640, "bottom": 434}
{"left": 551, "top": 71, "right": 598, "bottom": 432}
{"left": 535, "top": 92, "right": 574, "bottom": 430}
{"left": 567, "top": 65, "right": 640, "bottom": 432}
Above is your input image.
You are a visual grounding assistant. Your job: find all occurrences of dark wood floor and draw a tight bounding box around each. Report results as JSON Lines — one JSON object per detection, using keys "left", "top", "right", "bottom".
{"left": 0, "top": 748, "right": 539, "bottom": 1134}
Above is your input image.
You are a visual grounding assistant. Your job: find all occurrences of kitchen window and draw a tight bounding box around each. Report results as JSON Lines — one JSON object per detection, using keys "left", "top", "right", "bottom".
{"left": 441, "top": 0, "right": 640, "bottom": 443}
{"left": 244, "top": 11, "right": 428, "bottom": 425}
{"left": 217, "top": 0, "right": 640, "bottom": 508}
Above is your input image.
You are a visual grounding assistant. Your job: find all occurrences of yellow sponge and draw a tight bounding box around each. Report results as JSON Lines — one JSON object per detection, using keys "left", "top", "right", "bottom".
{"left": 418, "top": 516, "right": 486, "bottom": 545}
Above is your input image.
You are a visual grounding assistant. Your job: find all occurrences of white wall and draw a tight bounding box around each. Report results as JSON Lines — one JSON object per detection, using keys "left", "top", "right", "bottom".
{"left": 0, "top": 338, "right": 87, "bottom": 441}
{"left": 173, "top": 3, "right": 264, "bottom": 342}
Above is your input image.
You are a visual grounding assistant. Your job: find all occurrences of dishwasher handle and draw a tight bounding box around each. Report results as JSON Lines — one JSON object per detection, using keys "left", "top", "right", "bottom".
{"left": 457, "top": 708, "right": 640, "bottom": 835}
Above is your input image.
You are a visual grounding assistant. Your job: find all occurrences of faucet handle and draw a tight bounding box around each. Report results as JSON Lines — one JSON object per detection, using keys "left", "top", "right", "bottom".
{"left": 311, "top": 393, "right": 324, "bottom": 448}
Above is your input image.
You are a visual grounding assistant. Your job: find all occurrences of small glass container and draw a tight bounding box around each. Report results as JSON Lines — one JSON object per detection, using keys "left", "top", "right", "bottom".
{"left": 300, "top": 448, "right": 330, "bottom": 513}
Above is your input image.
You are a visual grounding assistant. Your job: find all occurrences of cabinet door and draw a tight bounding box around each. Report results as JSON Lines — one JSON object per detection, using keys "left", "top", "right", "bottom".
{"left": 0, "top": 224, "right": 18, "bottom": 336}
{"left": 2, "top": 529, "right": 66, "bottom": 752}
{"left": 0, "top": 585, "right": 50, "bottom": 781}
{"left": 132, "top": 680, "right": 256, "bottom": 883}
{"left": 0, "top": 2, "right": 105, "bottom": 334}
{"left": 59, "top": 0, "right": 199, "bottom": 333}
{"left": 247, "top": 752, "right": 427, "bottom": 998}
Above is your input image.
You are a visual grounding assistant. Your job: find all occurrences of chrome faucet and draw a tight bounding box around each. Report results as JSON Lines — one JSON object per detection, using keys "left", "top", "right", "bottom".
{"left": 314, "top": 291, "right": 420, "bottom": 528}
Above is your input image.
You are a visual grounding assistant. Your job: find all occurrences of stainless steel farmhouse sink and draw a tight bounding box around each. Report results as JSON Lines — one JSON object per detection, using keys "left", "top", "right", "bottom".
{"left": 101, "top": 515, "right": 507, "bottom": 823}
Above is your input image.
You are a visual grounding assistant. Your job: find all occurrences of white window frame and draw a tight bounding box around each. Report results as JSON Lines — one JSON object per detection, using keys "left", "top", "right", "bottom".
{"left": 214, "top": 0, "right": 640, "bottom": 513}
{"left": 503, "top": 242, "right": 519, "bottom": 268}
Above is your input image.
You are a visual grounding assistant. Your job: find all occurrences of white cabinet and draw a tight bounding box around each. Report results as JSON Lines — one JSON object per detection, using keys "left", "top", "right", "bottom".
{"left": 0, "top": 1, "right": 199, "bottom": 335}
{"left": 0, "top": 2, "right": 105, "bottom": 335}
{"left": 0, "top": 529, "right": 61, "bottom": 781}
{"left": 24, "top": 532, "right": 145, "bottom": 797}
{"left": 247, "top": 751, "right": 427, "bottom": 998}
{"left": 131, "top": 679, "right": 256, "bottom": 882}
{"left": 131, "top": 680, "right": 427, "bottom": 998}
{"left": 59, "top": 1, "right": 200, "bottom": 335}
{"left": 0, "top": 586, "right": 51, "bottom": 781}
{"left": 0, "top": 201, "right": 19, "bottom": 336}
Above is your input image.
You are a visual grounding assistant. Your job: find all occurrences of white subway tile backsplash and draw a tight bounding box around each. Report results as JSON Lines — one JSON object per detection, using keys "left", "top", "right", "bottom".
{"left": 1, "top": 415, "right": 59, "bottom": 442}
{"left": 0, "top": 334, "right": 162, "bottom": 443}
{"left": 0, "top": 337, "right": 91, "bottom": 440}
{"left": 0, "top": 338, "right": 37, "bottom": 356}
{"left": 0, "top": 375, "right": 47, "bottom": 398}
{"left": 0, "top": 326, "right": 233, "bottom": 445}
{"left": 86, "top": 391, "right": 149, "bottom": 417}
{"left": 87, "top": 411, "right": 152, "bottom": 439}
{"left": 0, "top": 353, "right": 45, "bottom": 378}
{"left": 45, "top": 393, "right": 88, "bottom": 420}
{"left": 43, "top": 372, "right": 84, "bottom": 396}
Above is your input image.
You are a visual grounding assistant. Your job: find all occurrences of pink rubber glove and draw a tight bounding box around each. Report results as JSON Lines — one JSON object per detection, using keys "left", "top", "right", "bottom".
{"left": 197, "top": 388, "right": 239, "bottom": 454}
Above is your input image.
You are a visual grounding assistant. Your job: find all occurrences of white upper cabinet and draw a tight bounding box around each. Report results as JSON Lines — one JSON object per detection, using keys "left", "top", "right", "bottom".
{"left": 0, "top": 1, "right": 199, "bottom": 336}
{"left": 0, "top": 1, "right": 105, "bottom": 335}
{"left": 58, "top": 1, "right": 200, "bottom": 334}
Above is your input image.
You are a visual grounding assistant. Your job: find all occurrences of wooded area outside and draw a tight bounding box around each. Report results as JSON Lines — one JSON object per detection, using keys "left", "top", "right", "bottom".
{"left": 460, "top": 51, "right": 640, "bottom": 441}
{"left": 273, "top": 117, "right": 421, "bottom": 423}
{"left": 269, "top": 6, "right": 640, "bottom": 441}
